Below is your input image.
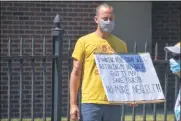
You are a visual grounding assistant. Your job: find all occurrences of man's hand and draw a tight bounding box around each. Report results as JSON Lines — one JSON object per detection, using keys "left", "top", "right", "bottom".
{"left": 70, "top": 104, "right": 80, "bottom": 121}
{"left": 128, "top": 102, "right": 138, "bottom": 107}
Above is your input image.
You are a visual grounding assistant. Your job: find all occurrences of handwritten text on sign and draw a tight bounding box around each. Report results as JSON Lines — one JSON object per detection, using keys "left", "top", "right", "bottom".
{"left": 94, "top": 53, "right": 165, "bottom": 102}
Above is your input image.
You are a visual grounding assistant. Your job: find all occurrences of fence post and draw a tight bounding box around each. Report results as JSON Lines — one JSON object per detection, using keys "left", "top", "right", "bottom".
{"left": 51, "top": 14, "right": 64, "bottom": 121}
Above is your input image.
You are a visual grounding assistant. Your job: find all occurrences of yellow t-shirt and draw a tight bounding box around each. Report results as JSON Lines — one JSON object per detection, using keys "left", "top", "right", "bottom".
{"left": 72, "top": 32, "right": 128, "bottom": 104}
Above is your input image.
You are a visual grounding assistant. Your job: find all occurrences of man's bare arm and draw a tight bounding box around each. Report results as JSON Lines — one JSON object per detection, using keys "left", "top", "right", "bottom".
{"left": 70, "top": 59, "right": 82, "bottom": 106}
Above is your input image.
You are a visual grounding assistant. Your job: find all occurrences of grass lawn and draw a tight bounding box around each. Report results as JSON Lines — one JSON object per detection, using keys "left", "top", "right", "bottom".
{"left": 1, "top": 114, "right": 175, "bottom": 121}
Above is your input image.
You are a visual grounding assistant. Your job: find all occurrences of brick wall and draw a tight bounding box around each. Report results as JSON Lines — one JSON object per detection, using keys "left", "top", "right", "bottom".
{"left": 0, "top": 1, "right": 101, "bottom": 118}
{"left": 152, "top": 2, "right": 180, "bottom": 59}
{"left": 152, "top": 2, "right": 181, "bottom": 109}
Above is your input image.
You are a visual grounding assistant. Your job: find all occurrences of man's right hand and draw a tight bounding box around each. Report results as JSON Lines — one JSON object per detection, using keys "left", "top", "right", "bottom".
{"left": 70, "top": 104, "right": 80, "bottom": 121}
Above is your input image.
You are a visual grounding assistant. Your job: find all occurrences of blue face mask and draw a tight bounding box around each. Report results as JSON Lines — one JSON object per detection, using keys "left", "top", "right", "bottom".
{"left": 169, "top": 58, "right": 180, "bottom": 74}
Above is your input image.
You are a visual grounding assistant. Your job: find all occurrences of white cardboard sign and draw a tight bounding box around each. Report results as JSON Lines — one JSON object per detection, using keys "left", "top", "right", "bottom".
{"left": 94, "top": 53, "right": 165, "bottom": 103}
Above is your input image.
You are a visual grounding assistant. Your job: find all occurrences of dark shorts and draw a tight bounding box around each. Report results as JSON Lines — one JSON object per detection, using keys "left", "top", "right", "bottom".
{"left": 80, "top": 103, "right": 122, "bottom": 121}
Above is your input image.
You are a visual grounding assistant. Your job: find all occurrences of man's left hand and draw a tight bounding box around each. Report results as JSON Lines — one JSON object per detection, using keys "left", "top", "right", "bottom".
{"left": 128, "top": 102, "right": 138, "bottom": 107}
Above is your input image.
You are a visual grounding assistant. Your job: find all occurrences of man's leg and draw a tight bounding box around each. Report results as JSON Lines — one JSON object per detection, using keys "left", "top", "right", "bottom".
{"left": 80, "top": 103, "right": 103, "bottom": 121}
{"left": 103, "top": 105, "right": 122, "bottom": 121}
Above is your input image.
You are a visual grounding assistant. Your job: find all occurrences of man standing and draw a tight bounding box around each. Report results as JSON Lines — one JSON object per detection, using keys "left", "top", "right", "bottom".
{"left": 165, "top": 42, "right": 180, "bottom": 121}
{"left": 69, "top": 3, "right": 135, "bottom": 121}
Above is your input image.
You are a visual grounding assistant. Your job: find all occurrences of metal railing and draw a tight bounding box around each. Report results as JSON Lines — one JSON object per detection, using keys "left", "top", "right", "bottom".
{"left": 1, "top": 38, "right": 59, "bottom": 121}
{"left": 0, "top": 14, "right": 63, "bottom": 121}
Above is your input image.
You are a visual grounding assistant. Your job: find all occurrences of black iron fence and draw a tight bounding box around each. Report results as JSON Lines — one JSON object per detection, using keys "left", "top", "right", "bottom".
{"left": 0, "top": 14, "right": 180, "bottom": 121}
{"left": 0, "top": 14, "right": 63, "bottom": 121}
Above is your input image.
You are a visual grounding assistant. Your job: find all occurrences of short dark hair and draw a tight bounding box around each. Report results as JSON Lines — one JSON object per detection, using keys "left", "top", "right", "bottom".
{"left": 96, "top": 3, "right": 113, "bottom": 15}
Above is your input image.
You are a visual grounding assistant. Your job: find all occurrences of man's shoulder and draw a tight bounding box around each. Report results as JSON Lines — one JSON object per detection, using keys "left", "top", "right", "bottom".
{"left": 78, "top": 32, "right": 94, "bottom": 41}
{"left": 111, "top": 34, "right": 127, "bottom": 46}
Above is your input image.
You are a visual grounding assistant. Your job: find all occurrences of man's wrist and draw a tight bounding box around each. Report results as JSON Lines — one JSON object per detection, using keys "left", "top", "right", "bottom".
{"left": 70, "top": 104, "right": 78, "bottom": 108}
{"left": 70, "top": 101, "right": 77, "bottom": 106}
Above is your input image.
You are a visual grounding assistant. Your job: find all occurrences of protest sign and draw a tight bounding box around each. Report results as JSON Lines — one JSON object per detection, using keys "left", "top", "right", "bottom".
{"left": 94, "top": 53, "right": 165, "bottom": 104}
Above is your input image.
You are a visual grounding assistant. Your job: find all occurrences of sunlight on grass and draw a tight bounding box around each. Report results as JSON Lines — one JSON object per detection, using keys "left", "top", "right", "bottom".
{"left": 1, "top": 114, "right": 175, "bottom": 121}
{"left": 125, "top": 114, "right": 175, "bottom": 121}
